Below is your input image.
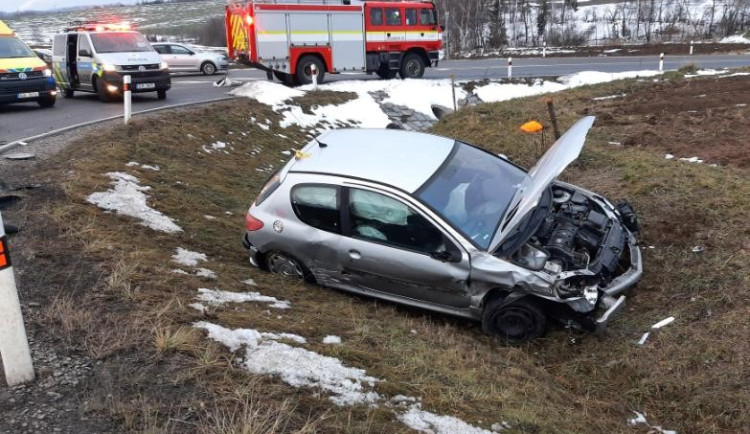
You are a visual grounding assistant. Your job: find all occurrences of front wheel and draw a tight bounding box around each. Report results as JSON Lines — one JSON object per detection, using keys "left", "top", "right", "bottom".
{"left": 96, "top": 78, "right": 111, "bottom": 102}
{"left": 481, "top": 297, "right": 547, "bottom": 344}
{"left": 264, "top": 251, "right": 314, "bottom": 282}
{"left": 200, "top": 61, "right": 217, "bottom": 76}
{"left": 157, "top": 89, "right": 167, "bottom": 100}
{"left": 37, "top": 95, "right": 56, "bottom": 108}
{"left": 399, "top": 52, "right": 426, "bottom": 79}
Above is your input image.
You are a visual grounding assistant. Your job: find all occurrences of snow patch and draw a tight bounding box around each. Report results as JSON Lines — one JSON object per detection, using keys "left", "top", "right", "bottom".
{"left": 172, "top": 247, "right": 207, "bottom": 267}
{"left": 322, "top": 335, "right": 342, "bottom": 345}
{"left": 398, "top": 403, "right": 499, "bottom": 434}
{"left": 720, "top": 34, "right": 750, "bottom": 44}
{"left": 627, "top": 411, "right": 677, "bottom": 434}
{"left": 86, "top": 172, "right": 182, "bottom": 233}
{"left": 197, "top": 288, "right": 290, "bottom": 309}
{"left": 243, "top": 278, "right": 258, "bottom": 286}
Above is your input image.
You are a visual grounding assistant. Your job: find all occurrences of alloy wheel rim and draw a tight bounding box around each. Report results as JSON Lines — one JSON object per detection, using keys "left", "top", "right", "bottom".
{"left": 268, "top": 254, "right": 303, "bottom": 278}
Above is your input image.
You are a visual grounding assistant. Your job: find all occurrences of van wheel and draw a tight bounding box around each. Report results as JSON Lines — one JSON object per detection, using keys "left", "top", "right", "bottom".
{"left": 37, "top": 95, "right": 56, "bottom": 108}
{"left": 399, "top": 52, "right": 425, "bottom": 79}
{"left": 295, "top": 55, "right": 325, "bottom": 86}
{"left": 95, "top": 78, "right": 111, "bottom": 102}
{"left": 62, "top": 88, "right": 74, "bottom": 98}
{"left": 157, "top": 90, "right": 167, "bottom": 100}
{"left": 200, "top": 61, "right": 217, "bottom": 76}
{"left": 265, "top": 251, "right": 314, "bottom": 283}
{"left": 482, "top": 297, "right": 547, "bottom": 344}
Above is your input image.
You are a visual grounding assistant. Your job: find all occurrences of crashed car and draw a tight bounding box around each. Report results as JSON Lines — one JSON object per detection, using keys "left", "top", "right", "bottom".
{"left": 242, "top": 117, "right": 642, "bottom": 342}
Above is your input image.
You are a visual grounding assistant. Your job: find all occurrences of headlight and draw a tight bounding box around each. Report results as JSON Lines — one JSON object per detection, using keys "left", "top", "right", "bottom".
{"left": 102, "top": 64, "right": 117, "bottom": 72}
{"left": 512, "top": 243, "right": 549, "bottom": 270}
{"left": 160, "top": 61, "right": 169, "bottom": 70}
{"left": 43, "top": 68, "right": 52, "bottom": 77}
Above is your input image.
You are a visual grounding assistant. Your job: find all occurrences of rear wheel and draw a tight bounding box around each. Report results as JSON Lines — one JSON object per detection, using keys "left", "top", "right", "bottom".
{"left": 399, "top": 52, "right": 426, "bottom": 79}
{"left": 157, "top": 89, "right": 167, "bottom": 100}
{"left": 295, "top": 54, "right": 325, "bottom": 85}
{"left": 482, "top": 297, "right": 547, "bottom": 344}
{"left": 37, "top": 95, "right": 56, "bottom": 108}
{"left": 265, "top": 251, "right": 314, "bottom": 282}
{"left": 200, "top": 61, "right": 217, "bottom": 76}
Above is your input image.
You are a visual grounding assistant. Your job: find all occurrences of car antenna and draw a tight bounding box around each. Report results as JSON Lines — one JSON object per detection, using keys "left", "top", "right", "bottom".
{"left": 314, "top": 137, "right": 328, "bottom": 148}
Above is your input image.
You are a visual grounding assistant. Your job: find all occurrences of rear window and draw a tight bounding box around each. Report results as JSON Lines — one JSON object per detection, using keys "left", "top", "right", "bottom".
{"left": 0, "top": 36, "right": 35, "bottom": 59}
{"left": 90, "top": 32, "right": 153, "bottom": 54}
{"left": 291, "top": 185, "right": 340, "bottom": 233}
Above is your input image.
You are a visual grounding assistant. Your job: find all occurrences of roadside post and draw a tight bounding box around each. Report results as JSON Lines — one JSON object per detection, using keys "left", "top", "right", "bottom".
{"left": 659, "top": 53, "right": 664, "bottom": 72}
{"left": 123, "top": 75, "right": 132, "bottom": 124}
{"left": 450, "top": 74, "right": 457, "bottom": 111}
{"left": 507, "top": 57, "right": 513, "bottom": 79}
{"left": 0, "top": 212, "right": 35, "bottom": 386}
{"left": 690, "top": 41, "right": 694, "bottom": 55}
{"left": 311, "top": 64, "right": 318, "bottom": 90}
{"left": 543, "top": 41, "right": 546, "bottom": 58}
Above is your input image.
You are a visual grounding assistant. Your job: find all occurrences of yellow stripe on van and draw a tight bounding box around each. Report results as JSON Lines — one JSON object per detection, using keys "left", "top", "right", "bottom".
{"left": 0, "top": 20, "right": 13, "bottom": 36}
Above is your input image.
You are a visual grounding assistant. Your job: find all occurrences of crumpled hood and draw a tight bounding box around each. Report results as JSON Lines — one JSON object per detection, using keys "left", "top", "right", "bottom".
{"left": 489, "top": 116, "right": 596, "bottom": 252}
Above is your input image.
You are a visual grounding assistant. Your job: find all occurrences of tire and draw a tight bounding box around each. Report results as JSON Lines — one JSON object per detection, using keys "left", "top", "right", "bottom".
{"left": 264, "top": 251, "right": 314, "bottom": 283}
{"left": 481, "top": 297, "right": 547, "bottom": 344}
{"left": 62, "top": 88, "right": 74, "bottom": 98}
{"left": 376, "top": 66, "right": 396, "bottom": 79}
{"left": 95, "top": 78, "right": 111, "bottom": 103}
{"left": 37, "top": 95, "right": 56, "bottom": 108}
{"left": 399, "top": 52, "right": 426, "bottom": 79}
{"left": 157, "top": 89, "right": 167, "bottom": 100}
{"left": 295, "top": 55, "right": 325, "bottom": 86}
{"left": 200, "top": 61, "right": 217, "bottom": 76}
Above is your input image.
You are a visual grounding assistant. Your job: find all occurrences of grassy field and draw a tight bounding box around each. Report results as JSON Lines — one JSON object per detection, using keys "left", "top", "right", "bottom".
{"left": 4, "top": 73, "right": 749, "bottom": 433}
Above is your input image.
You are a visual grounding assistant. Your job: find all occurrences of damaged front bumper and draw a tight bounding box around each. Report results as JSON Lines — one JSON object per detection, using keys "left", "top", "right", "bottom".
{"left": 594, "top": 233, "right": 642, "bottom": 333}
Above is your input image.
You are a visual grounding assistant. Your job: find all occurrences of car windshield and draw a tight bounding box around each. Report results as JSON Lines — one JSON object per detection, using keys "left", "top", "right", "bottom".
{"left": 416, "top": 142, "right": 531, "bottom": 250}
{"left": 0, "top": 36, "right": 35, "bottom": 59}
{"left": 90, "top": 32, "right": 153, "bottom": 53}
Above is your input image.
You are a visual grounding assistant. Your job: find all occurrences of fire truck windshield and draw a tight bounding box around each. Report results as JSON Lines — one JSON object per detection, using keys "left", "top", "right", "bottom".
{"left": 90, "top": 32, "right": 153, "bottom": 54}
{"left": 0, "top": 36, "right": 36, "bottom": 59}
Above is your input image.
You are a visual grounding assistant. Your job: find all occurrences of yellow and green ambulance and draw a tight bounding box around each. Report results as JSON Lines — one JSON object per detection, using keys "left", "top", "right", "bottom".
{"left": 0, "top": 20, "right": 57, "bottom": 107}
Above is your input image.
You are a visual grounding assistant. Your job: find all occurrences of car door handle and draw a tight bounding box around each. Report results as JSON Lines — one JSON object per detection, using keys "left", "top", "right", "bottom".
{"left": 421, "top": 32, "right": 425, "bottom": 36}
{"left": 387, "top": 33, "right": 391, "bottom": 37}
{"left": 348, "top": 250, "right": 361, "bottom": 260}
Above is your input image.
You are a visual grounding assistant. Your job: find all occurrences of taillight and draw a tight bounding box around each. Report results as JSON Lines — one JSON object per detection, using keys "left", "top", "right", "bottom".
{"left": 245, "top": 213, "right": 264, "bottom": 231}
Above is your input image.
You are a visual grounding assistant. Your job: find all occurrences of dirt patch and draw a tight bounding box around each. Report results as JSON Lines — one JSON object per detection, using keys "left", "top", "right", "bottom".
{"left": 285, "top": 90, "right": 357, "bottom": 115}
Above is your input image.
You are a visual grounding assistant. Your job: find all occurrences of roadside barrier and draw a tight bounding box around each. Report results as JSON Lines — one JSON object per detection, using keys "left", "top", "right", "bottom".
{"left": 124, "top": 75, "right": 132, "bottom": 124}
{"left": 507, "top": 57, "right": 513, "bottom": 79}
{"left": 690, "top": 41, "right": 694, "bottom": 55}
{"left": 311, "top": 64, "right": 318, "bottom": 90}
{"left": 0, "top": 211, "right": 35, "bottom": 386}
{"left": 659, "top": 53, "right": 664, "bottom": 71}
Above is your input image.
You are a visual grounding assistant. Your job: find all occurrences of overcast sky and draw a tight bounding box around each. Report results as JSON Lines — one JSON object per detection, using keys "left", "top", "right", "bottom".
{"left": 1, "top": 0, "right": 141, "bottom": 13}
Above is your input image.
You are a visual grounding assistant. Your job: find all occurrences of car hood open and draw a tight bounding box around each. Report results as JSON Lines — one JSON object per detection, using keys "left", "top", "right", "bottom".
{"left": 488, "top": 116, "right": 596, "bottom": 252}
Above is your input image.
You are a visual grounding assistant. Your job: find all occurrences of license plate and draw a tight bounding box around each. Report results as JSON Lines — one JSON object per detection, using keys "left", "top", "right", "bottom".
{"left": 18, "top": 92, "right": 39, "bottom": 99}
{"left": 137, "top": 83, "right": 155, "bottom": 89}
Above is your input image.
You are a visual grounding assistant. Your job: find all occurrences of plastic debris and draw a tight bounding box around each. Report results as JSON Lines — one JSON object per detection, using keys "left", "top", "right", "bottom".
{"left": 691, "top": 246, "right": 705, "bottom": 253}
{"left": 652, "top": 316, "right": 675, "bottom": 330}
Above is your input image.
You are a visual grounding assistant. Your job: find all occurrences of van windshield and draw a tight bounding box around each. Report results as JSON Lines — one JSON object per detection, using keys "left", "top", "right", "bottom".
{"left": 0, "top": 36, "right": 35, "bottom": 59}
{"left": 90, "top": 32, "right": 153, "bottom": 54}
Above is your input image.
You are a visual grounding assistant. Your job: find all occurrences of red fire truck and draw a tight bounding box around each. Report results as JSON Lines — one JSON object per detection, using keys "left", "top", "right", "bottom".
{"left": 225, "top": 0, "right": 442, "bottom": 85}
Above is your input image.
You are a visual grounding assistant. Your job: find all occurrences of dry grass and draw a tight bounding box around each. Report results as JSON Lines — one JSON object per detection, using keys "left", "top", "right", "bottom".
{"left": 22, "top": 79, "right": 750, "bottom": 434}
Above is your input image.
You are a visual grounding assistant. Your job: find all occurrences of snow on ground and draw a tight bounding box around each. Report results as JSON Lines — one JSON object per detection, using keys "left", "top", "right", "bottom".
{"left": 86, "top": 172, "right": 182, "bottom": 233}
{"left": 720, "top": 35, "right": 750, "bottom": 44}
{"left": 322, "top": 335, "right": 342, "bottom": 345}
{"left": 197, "top": 287, "right": 290, "bottom": 309}
{"left": 172, "top": 247, "right": 207, "bottom": 267}
{"left": 627, "top": 411, "right": 677, "bottom": 434}
{"left": 398, "top": 403, "right": 500, "bottom": 434}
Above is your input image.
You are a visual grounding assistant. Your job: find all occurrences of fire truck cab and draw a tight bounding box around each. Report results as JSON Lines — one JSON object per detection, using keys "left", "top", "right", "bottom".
{"left": 226, "top": 0, "right": 442, "bottom": 85}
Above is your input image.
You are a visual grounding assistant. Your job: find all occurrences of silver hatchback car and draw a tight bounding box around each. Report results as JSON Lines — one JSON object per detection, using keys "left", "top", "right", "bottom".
{"left": 152, "top": 43, "right": 228, "bottom": 75}
{"left": 242, "top": 117, "right": 643, "bottom": 342}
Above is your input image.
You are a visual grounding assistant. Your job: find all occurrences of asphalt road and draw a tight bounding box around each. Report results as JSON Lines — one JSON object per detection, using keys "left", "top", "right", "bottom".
{"left": 2, "top": 53, "right": 749, "bottom": 146}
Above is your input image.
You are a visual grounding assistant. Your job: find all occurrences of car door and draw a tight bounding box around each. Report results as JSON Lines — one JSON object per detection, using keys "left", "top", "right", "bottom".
{"left": 51, "top": 34, "right": 70, "bottom": 89}
{"left": 338, "top": 186, "right": 472, "bottom": 308}
{"left": 152, "top": 44, "right": 173, "bottom": 68}
{"left": 168, "top": 44, "right": 196, "bottom": 70}
{"left": 384, "top": 7, "right": 406, "bottom": 44}
{"left": 76, "top": 34, "right": 94, "bottom": 90}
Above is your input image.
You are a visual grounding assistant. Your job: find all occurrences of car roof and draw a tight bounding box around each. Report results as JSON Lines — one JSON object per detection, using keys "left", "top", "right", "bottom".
{"left": 289, "top": 128, "right": 455, "bottom": 193}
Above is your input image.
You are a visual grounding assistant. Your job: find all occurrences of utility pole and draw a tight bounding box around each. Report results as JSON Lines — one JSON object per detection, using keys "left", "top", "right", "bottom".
{"left": 444, "top": 11, "right": 450, "bottom": 60}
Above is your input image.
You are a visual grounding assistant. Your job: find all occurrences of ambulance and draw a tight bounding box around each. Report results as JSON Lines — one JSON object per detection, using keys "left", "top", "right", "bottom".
{"left": 51, "top": 21, "right": 171, "bottom": 102}
{"left": 0, "top": 20, "right": 57, "bottom": 108}
{"left": 226, "top": 0, "right": 443, "bottom": 85}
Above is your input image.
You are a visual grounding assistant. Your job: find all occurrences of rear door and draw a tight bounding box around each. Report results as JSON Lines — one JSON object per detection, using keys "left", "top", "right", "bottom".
{"left": 51, "top": 34, "right": 70, "bottom": 88}
{"left": 338, "top": 186, "right": 471, "bottom": 308}
{"left": 76, "top": 34, "right": 94, "bottom": 90}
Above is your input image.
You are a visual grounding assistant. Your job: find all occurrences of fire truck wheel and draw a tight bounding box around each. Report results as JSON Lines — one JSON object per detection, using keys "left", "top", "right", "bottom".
{"left": 201, "top": 61, "right": 217, "bottom": 75}
{"left": 399, "top": 53, "right": 425, "bottom": 79}
{"left": 295, "top": 55, "right": 325, "bottom": 85}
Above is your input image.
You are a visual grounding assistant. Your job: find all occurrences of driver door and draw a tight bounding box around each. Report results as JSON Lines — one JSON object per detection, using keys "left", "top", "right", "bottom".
{"left": 76, "top": 34, "right": 94, "bottom": 90}
{"left": 168, "top": 44, "right": 195, "bottom": 70}
{"left": 338, "top": 187, "right": 471, "bottom": 308}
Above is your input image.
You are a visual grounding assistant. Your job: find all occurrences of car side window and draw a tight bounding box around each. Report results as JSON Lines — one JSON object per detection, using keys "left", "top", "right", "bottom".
{"left": 78, "top": 35, "right": 92, "bottom": 57}
{"left": 370, "top": 8, "right": 383, "bottom": 26}
{"left": 291, "top": 185, "right": 340, "bottom": 233}
{"left": 53, "top": 35, "right": 66, "bottom": 56}
{"left": 171, "top": 45, "right": 191, "bottom": 55}
{"left": 349, "top": 189, "right": 444, "bottom": 254}
{"left": 153, "top": 45, "right": 170, "bottom": 54}
{"left": 385, "top": 8, "right": 402, "bottom": 26}
{"left": 406, "top": 9, "right": 417, "bottom": 26}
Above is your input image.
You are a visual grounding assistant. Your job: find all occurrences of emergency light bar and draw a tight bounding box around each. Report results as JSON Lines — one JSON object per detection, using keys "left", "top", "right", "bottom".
{"left": 65, "top": 20, "right": 134, "bottom": 32}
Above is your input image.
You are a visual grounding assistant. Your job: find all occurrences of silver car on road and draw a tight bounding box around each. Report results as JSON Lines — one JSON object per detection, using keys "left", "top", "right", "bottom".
{"left": 242, "top": 118, "right": 643, "bottom": 342}
{"left": 152, "top": 43, "right": 228, "bottom": 75}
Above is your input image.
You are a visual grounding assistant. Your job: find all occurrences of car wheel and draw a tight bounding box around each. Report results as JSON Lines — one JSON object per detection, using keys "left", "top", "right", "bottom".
{"left": 62, "top": 88, "right": 74, "bottom": 98}
{"left": 37, "top": 95, "right": 56, "bottom": 108}
{"left": 157, "top": 90, "right": 167, "bottom": 100}
{"left": 399, "top": 52, "right": 425, "bottom": 79}
{"left": 95, "top": 78, "right": 111, "bottom": 103}
{"left": 481, "top": 297, "right": 547, "bottom": 343}
{"left": 201, "top": 61, "right": 217, "bottom": 76}
{"left": 295, "top": 55, "right": 325, "bottom": 85}
{"left": 265, "top": 251, "right": 313, "bottom": 282}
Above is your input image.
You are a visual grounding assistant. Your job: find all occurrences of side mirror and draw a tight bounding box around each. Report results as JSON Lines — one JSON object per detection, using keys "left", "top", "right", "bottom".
{"left": 439, "top": 24, "right": 445, "bottom": 31}
{"left": 430, "top": 250, "right": 453, "bottom": 262}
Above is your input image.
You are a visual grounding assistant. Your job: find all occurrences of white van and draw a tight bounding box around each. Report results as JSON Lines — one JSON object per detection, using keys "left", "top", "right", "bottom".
{"left": 51, "top": 21, "right": 170, "bottom": 102}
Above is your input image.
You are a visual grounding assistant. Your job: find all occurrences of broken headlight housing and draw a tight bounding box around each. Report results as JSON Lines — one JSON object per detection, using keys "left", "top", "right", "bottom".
{"left": 512, "top": 243, "right": 549, "bottom": 270}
